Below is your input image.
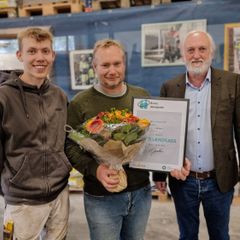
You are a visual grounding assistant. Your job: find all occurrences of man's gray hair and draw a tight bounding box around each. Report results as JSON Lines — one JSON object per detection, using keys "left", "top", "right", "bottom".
{"left": 181, "top": 30, "right": 216, "bottom": 57}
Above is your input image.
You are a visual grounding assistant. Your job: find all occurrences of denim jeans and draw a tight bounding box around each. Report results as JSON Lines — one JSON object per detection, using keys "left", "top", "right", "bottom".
{"left": 169, "top": 176, "right": 234, "bottom": 240}
{"left": 84, "top": 185, "right": 152, "bottom": 240}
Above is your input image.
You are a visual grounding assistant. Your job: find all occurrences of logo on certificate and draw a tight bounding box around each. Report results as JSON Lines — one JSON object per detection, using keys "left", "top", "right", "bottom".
{"left": 138, "top": 99, "right": 150, "bottom": 109}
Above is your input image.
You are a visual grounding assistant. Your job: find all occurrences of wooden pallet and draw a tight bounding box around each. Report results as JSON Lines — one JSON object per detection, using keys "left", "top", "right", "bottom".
{"left": 0, "top": 7, "right": 16, "bottom": 18}
{"left": 152, "top": 190, "right": 171, "bottom": 202}
{"left": 232, "top": 196, "right": 240, "bottom": 206}
{"left": 18, "top": 0, "right": 83, "bottom": 17}
{"left": 19, "top": 0, "right": 74, "bottom": 7}
{"left": 92, "top": 0, "right": 132, "bottom": 10}
{"left": 130, "top": 0, "right": 151, "bottom": 7}
{"left": 92, "top": 0, "right": 171, "bottom": 10}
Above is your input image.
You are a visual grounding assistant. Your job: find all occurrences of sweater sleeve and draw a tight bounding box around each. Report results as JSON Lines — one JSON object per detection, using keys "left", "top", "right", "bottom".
{"left": 64, "top": 99, "right": 99, "bottom": 177}
{"left": 152, "top": 171, "right": 168, "bottom": 182}
{"left": 0, "top": 104, "right": 3, "bottom": 174}
{"left": 65, "top": 138, "right": 99, "bottom": 177}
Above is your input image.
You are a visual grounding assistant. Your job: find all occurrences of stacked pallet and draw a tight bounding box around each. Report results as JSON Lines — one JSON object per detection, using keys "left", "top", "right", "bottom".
{"left": 152, "top": 188, "right": 171, "bottom": 202}
{"left": 0, "top": 0, "right": 17, "bottom": 18}
{"left": 18, "top": 0, "right": 83, "bottom": 17}
{"left": 232, "top": 182, "right": 240, "bottom": 205}
{"left": 92, "top": 0, "right": 171, "bottom": 11}
{"left": 0, "top": 0, "right": 172, "bottom": 17}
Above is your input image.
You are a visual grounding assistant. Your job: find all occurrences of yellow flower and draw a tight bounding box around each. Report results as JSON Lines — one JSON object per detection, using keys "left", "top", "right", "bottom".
{"left": 137, "top": 118, "right": 150, "bottom": 129}
{"left": 115, "top": 110, "right": 124, "bottom": 120}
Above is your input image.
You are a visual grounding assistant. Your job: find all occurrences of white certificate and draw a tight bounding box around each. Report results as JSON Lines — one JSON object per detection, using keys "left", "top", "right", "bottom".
{"left": 130, "top": 97, "right": 189, "bottom": 172}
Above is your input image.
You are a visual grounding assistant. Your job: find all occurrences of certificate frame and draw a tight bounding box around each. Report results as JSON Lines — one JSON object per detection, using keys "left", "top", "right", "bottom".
{"left": 130, "top": 97, "right": 189, "bottom": 172}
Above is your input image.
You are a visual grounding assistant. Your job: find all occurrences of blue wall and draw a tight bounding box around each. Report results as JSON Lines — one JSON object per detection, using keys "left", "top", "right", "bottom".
{"left": 1, "top": 0, "right": 240, "bottom": 99}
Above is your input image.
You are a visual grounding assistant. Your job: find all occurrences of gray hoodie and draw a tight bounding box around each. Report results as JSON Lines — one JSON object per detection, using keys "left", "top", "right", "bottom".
{"left": 0, "top": 71, "right": 72, "bottom": 204}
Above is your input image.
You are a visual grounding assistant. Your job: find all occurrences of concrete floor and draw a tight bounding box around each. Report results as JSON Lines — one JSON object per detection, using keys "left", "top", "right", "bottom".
{"left": 1, "top": 193, "right": 240, "bottom": 239}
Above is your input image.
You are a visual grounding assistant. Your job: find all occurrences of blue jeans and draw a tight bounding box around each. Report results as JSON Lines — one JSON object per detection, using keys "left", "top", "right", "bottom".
{"left": 84, "top": 185, "right": 152, "bottom": 240}
{"left": 169, "top": 176, "right": 234, "bottom": 240}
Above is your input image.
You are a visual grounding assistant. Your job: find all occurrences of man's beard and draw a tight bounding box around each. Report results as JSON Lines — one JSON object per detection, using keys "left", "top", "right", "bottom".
{"left": 186, "top": 58, "right": 212, "bottom": 76}
{"left": 103, "top": 79, "right": 123, "bottom": 89}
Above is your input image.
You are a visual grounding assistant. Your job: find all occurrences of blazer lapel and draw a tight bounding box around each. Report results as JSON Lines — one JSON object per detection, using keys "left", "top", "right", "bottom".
{"left": 175, "top": 75, "right": 186, "bottom": 98}
{"left": 211, "top": 68, "right": 221, "bottom": 129}
{"left": 173, "top": 69, "right": 220, "bottom": 128}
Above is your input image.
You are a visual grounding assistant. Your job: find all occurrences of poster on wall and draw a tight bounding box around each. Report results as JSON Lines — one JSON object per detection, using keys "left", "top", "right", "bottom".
{"left": 69, "top": 49, "right": 97, "bottom": 90}
{"left": 141, "top": 19, "right": 207, "bottom": 67}
{"left": 224, "top": 23, "right": 240, "bottom": 74}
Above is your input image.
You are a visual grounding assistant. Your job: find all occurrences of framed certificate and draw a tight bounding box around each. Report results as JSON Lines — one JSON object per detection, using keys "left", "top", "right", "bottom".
{"left": 130, "top": 97, "right": 189, "bottom": 172}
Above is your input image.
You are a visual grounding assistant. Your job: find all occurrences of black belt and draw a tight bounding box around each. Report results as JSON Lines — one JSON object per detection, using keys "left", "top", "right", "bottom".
{"left": 189, "top": 170, "right": 216, "bottom": 180}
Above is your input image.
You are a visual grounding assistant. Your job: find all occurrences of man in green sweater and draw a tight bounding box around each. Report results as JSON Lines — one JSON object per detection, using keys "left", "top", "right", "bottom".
{"left": 65, "top": 39, "right": 190, "bottom": 240}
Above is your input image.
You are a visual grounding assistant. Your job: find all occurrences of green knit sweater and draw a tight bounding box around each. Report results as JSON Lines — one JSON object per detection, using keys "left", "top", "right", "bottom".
{"left": 65, "top": 84, "right": 150, "bottom": 195}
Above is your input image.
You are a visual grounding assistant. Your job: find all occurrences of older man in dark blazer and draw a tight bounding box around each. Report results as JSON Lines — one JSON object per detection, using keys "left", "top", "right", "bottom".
{"left": 153, "top": 30, "right": 240, "bottom": 240}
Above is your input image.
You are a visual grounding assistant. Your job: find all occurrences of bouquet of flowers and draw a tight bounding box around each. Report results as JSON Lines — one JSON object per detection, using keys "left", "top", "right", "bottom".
{"left": 66, "top": 108, "right": 150, "bottom": 192}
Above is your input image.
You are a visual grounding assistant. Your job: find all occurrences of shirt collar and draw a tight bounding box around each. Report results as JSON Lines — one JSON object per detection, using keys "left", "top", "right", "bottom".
{"left": 185, "top": 68, "right": 211, "bottom": 88}
{"left": 93, "top": 83, "right": 127, "bottom": 97}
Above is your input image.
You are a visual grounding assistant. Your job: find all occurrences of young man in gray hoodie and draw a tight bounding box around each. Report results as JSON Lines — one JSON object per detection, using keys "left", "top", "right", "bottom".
{"left": 0, "top": 27, "right": 72, "bottom": 240}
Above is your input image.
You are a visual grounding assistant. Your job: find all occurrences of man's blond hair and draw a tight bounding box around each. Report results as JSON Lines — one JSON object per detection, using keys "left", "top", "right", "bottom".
{"left": 93, "top": 39, "right": 126, "bottom": 64}
{"left": 17, "top": 27, "right": 53, "bottom": 50}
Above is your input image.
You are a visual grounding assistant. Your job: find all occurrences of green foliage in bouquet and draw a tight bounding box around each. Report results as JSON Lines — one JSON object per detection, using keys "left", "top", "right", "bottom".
{"left": 112, "top": 124, "right": 144, "bottom": 146}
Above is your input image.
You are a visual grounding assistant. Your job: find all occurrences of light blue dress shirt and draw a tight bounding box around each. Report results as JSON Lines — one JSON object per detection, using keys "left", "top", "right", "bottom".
{"left": 184, "top": 68, "right": 214, "bottom": 172}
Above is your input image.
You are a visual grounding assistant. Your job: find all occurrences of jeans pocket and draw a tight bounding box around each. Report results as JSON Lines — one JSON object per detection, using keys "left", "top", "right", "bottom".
{"left": 143, "top": 184, "right": 152, "bottom": 192}
{"left": 84, "top": 191, "right": 105, "bottom": 199}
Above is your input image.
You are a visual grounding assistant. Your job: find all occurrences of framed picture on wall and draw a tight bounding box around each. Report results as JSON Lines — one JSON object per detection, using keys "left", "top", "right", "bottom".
{"left": 141, "top": 19, "right": 207, "bottom": 67}
{"left": 69, "top": 49, "right": 97, "bottom": 90}
{"left": 224, "top": 23, "right": 240, "bottom": 74}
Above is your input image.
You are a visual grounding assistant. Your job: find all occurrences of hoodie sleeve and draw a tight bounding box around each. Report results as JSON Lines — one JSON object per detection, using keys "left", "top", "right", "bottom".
{"left": 0, "top": 103, "right": 3, "bottom": 170}
{"left": 0, "top": 104, "right": 4, "bottom": 195}
{"left": 0, "top": 134, "right": 3, "bottom": 174}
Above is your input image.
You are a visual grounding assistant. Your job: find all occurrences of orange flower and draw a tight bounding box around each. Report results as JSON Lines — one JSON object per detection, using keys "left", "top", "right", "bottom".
{"left": 115, "top": 110, "right": 125, "bottom": 120}
{"left": 85, "top": 109, "right": 148, "bottom": 128}
{"left": 85, "top": 118, "right": 104, "bottom": 134}
{"left": 124, "top": 115, "right": 139, "bottom": 123}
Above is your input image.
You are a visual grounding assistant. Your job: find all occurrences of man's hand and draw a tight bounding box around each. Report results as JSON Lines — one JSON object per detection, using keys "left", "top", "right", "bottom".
{"left": 170, "top": 158, "right": 191, "bottom": 181}
{"left": 96, "top": 164, "right": 120, "bottom": 192}
{"left": 154, "top": 181, "right": 167, "bottom": 194}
